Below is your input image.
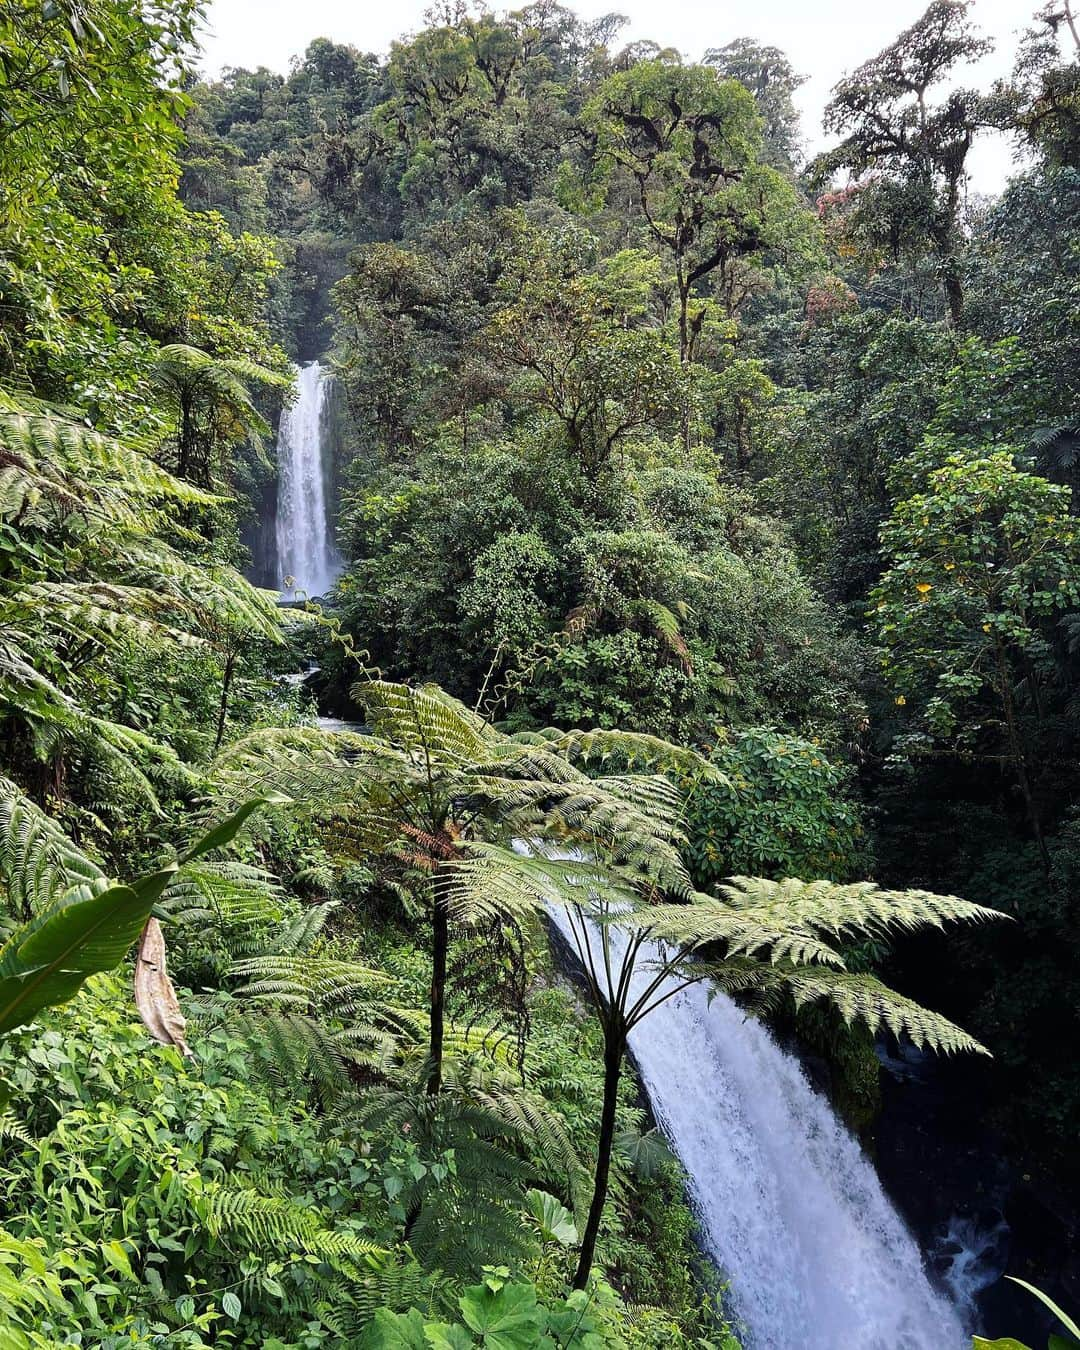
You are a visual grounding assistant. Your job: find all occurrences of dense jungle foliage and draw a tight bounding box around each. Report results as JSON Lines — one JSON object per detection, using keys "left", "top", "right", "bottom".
{"left": 0, "top": 0, "right": 1078, "bottom": 1344}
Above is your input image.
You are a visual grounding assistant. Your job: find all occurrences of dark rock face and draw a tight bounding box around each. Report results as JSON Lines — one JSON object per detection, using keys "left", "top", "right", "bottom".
{"left": 241, "top": 471, "right": 279, "bottom": 589}
{"left": 872, "top": 1042, "right": 1080, "bottom": 1345}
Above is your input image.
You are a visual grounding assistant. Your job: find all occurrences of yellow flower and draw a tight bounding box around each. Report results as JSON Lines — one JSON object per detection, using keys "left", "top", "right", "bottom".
{"left": 982, "top": 623, "right": 991, "bottom": 632}
{"left": 895, "top": 695, "right": 906, "bottom": 706}
{"left": 916, "top": 583, "right": 932, "bottom": 595}
{"left": 943, "top": 561, "right": 955, "bottom": 571}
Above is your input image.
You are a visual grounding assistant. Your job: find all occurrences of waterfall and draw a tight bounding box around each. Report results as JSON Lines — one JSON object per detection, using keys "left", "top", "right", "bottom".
{"left": 274, "top": 360, "right": 341, "bottom": 597}
{"left": 545, "top": 902, "right": 969, "bottom": 1350}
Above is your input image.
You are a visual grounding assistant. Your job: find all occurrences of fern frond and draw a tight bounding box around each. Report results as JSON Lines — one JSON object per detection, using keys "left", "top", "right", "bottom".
{"left": 629, "top": 597, "right": 693, "bottom": 669}
{"left": 159, "top": 861, "right": 285, "bottom": 931}
{"left": 641, "top": 877, "right": 1000, "bottom": 969}
{"left": 316, "top": 1251, "right": 437, "bottom": 1336}
{"left": 728, "top": 875, "right": 997, "bottom": 946}
{"left": 0, "top": 408, "right": 216, "bottom": 528}
{"left": 351, "top": 680, "right": 498, "bottom": 765}
{"left": 196, "top": 1183, "right": 384, "bottom": 1263}
{"left": 0, "top": 777, "right": 103, "bottom": 918}
{"left": 523, "top": 726, "right": 725, "bottom": 784}
{"left": 775, "top": 966, "right": 989, "bottom": 1056}
{"left": 0, "top": 1112, "right": 32, "bottom": 1148}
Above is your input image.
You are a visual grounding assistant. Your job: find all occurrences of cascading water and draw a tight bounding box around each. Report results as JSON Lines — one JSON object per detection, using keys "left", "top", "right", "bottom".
{"left": 274, "top": 360, "right": 340, "bottom": 597}
{"left": 545, "top": 901, "right": 969, "bottom": 1350}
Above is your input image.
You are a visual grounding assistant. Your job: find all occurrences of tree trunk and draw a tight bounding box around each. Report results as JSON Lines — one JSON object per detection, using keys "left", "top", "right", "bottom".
{"left": 1063, "top": 0, "right": 1080, "bottom": 54}
{"left": 213, "top": 651, "right": 237, "bottom": 754}
{"left": 675, "top": 265, "right": 694, "bottom": 454}
{"left": 428, "top": 880, "right": 450, "bottom": 1095}
{"left": 942, "top": 259, "right": 964, "bottom": 328}
{"left": 177, "top": 390, "right": 196, "bottom": 482}
{"left": 994, "top": 640, "right": 1050, "bottom": 871}
{"left": 677, "top": 271, "right": 691, "bottom": 367}
{"left": 573, "top": 1027, "right": 624, "bottom": 1289}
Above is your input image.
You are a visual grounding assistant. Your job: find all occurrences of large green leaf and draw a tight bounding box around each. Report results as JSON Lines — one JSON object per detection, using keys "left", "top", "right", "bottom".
{"left": 1007, "top": 1279, "right": 1080, "bottom": 1343}
{"left": 0, "top": 800, "right": 272, "bottom": 1036}
{"left": 423, "top": 1325, "right": 475, "bottom": 1350}
{"left": 0, "top": 881, "right": 166, "bottom": 1035}
{"left": 526, "top": 1189, "right": 577, "bottom": 1246}
{"left": 359, "top": 1307, "right": 432, "bottom": 1349}
{"left": 458, "top": 1283, "right": 543, "bottom": 1349}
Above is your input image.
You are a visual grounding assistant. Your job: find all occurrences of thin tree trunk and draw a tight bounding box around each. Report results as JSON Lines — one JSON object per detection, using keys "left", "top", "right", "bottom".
{"left": 213, "top": 651, "right": 237, "bottom": 754}
{"left": 942, "top": 259, "right": 964, "bottom": 328}
{"left": 677, "top": 266, "right": 693, "bottom": 455}
{"left": 573, "top": 1028, "right": 624, "bottom": 1289}
{"left": 994, "top": 640, "right": 1050, "bottom": 870}
{"left": 428, "top": 880, "right": 450, "bottom": 1095}
{"left": 1063, "top": 0, "right": 1080, "bottom": 54}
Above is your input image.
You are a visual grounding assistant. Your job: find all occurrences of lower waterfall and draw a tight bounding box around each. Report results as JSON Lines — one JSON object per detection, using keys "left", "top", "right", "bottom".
{"left": 544, "top": 903, "right": 969, "bottom": 1350}
{"left": 274, "top": 359, "right": 340, "bottom": 597}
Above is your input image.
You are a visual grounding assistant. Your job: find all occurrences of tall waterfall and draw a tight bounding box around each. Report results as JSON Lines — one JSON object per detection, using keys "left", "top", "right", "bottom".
{"left": 545, "top": 904, "right": 969, "bottom": 1350}
{"left": 274, "top": 360, "right": 340, "bottom": 597}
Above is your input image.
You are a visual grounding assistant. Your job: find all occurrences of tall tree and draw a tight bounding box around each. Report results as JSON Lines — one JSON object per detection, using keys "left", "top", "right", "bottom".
{"left": 989, "top": 0, "right": 1080, "bottom": 166}
{"left": 484, "top": 224, "right": 686, "bottom": 474}
{"left": 815, "top": 0, "right": 991, "bottom": 324}
{"left": 585, "top": 60, "right": 801, "bottom": 373}
{"left": 704, "top": 38, "right": 806, "bottom": 170}
{"left": 871, "top": 450, "right": 1080, "bottom": 866}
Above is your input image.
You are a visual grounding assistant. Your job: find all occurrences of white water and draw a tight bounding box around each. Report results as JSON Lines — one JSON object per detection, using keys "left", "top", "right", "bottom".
{"left": 275, "top": 360, "right": 340, "bottom": 597}
{"left": 545, "top": 902, "right": 969, "bottom": 1350}
{"left": 932, "top": 1211, "right": 1010, "bottom": 1327}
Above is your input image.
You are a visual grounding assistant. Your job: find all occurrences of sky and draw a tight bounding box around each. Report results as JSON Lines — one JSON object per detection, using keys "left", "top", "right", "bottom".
{"left": 198, "top": 0, "right": 1033, "bottom": 193}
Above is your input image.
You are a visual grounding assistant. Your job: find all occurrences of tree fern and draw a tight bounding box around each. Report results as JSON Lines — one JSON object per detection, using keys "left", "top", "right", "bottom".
{"left": 151, "top": 343, "right": 288, "bottom": 484}
{"left": 549, "top": 842, "right": 1005, "bottom": 1289}
{"left": 0, "top": 399, "right": 284, "bottom": 796}
{"left": 209, "top": 681, "right": 715, "bottom": 1094}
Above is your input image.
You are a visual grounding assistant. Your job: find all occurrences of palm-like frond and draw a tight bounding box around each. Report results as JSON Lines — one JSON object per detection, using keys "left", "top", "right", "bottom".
{"left": 701, "top": 957, "right": 989, "bottom": 1057}
{"left": 115, "top": 537, "right": 284, "bottom": 643}
{"left": 629, "top": 597, "right": 693, "bottom": 669}
{"left": 781, "top": 967, "right": 989, "bottom": 1056}
{"left": 519, "top": 726, "right": 726, "bottom": 785}
{"left": 232, "top": 953, "right": 388, "bottom": 1008}
{"left": 194, "top": 1181, "right": 384, "bottom": 1264}
{"left": 17, "top": 582, "right": 211, "bottom": 652}
{"left": 0, "top": 408, "right": 215, "bottom": 529}
{"left": 352, "top": 680, "right": 499, "bottom": 764}
{"left": 314, "top": 1252, "right": 437, "bottom": 1338}
{"left": 0, "top": 778, "right": 103, "bottom": 919}
{"left": 157, "top": 861, "right": 287, "bottom": 954}
{"left": 212, "top": 725, "right": 405, "bottom": 807}
{"left": 641, "top": 877, "right": 1000, "bottom": 968}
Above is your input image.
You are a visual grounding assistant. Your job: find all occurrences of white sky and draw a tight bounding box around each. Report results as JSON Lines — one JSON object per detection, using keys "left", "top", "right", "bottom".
{"left": 198, "top": 0, "right": 1035, "bottom": 193}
